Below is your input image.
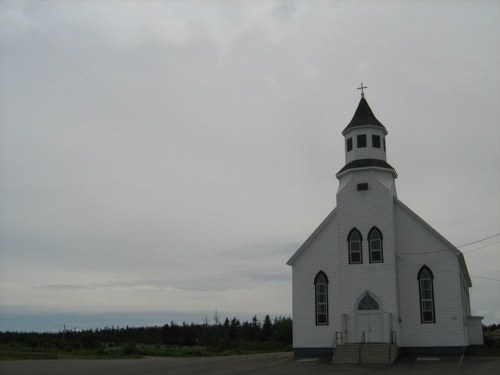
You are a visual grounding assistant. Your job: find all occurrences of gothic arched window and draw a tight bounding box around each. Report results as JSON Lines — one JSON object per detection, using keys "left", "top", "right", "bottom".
{"left": 418, "top": 266, "right": 435, "bottom": 323}
{"left": 348, "top": 228, "right": 363, "bottom": 264}
{"left": 357, "top": 293, "right": 380, "bottom": 310}
{"left": 368, "top": 227, "right": 383, "bottom": 263}
{"left": 314, "top": 271, "right": 329, "bottom": 325}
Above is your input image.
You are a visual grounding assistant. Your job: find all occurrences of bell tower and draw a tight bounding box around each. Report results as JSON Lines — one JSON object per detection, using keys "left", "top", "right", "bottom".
{"left": 335, "top": 86, "right": 400, "bottom": 343}
{"left": 336, "top": 85, "right": 397, "bottom": 194}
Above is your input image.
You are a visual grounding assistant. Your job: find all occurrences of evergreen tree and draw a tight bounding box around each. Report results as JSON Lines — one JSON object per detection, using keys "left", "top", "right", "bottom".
{"left": 261, "top": 315, "right": 272, "bottom": 341}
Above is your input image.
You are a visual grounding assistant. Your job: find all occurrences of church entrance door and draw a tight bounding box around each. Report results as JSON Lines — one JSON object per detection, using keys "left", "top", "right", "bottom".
{"left": 356, "top": 293, "right": 382, "bottom": 343}
{"left": 357, "top": 313, "right": 381, "bottom": 342}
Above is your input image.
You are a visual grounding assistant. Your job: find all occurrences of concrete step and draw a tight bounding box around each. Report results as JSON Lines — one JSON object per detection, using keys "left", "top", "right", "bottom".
{"left": 332, "top": 343, "right": 399, "bottom": 364}
{"left": 332, "top": 344, "right": 360, "bottom": 364}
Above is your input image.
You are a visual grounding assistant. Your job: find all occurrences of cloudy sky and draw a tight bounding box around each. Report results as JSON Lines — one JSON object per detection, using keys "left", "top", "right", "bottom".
{"left": 1, "top": 1, "right": 499, "bottom": 328}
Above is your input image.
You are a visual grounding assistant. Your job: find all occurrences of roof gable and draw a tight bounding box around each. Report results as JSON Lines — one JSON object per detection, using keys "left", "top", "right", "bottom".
{"left": 286, "top": 208, "right": 337, "bottom": 266}
{"left": 394, "top": 197, "right": 472, "bottom": 286}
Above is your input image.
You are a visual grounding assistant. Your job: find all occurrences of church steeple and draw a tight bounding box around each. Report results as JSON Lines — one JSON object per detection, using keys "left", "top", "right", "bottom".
{"left": 342, "top": 97, "right": 387, "bottom": 135}
{"left": 337, "top": 93, "right": 397, "bottom": 179}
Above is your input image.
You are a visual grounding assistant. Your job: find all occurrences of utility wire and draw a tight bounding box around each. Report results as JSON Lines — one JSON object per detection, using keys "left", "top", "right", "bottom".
{"left": 462, "top": 239, "right": 500, "bottom": 255}
{"left": 396, "top": 233, "right": 500, "bottom": 255}
{"left": 433, "top": 239, "right": 500, "bottom": 263}
{"left": 458, "top": 233, "right": 500, "bottom": 248}
{"left": 398, "top": 258, "right": 500, "bottom": 283}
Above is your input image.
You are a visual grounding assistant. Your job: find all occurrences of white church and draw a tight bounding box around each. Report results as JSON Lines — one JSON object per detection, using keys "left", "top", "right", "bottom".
{"left": 287, "top": 90, "right": 483, "bottom": 361}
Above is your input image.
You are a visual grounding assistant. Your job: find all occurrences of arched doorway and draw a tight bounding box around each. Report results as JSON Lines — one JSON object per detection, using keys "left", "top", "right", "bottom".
{"left": 356, "top": 293, "right": 382, "bottom": 342}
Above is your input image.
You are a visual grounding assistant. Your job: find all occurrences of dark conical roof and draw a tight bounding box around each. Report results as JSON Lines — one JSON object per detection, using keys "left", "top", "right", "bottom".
{"left": 342, "top": 97, "right": 387, "bottom": 134}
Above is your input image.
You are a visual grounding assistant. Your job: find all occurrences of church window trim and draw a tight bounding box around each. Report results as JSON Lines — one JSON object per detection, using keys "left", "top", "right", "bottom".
{"left": 348, "top": 228, "right": 363, "bottom": 264}
{"left": 314, "top": 271, "right": 329, "bottom": 326}
{"left": 372, "top": 134, "right": 381, "bottom": 148}
{"left": 357, "top": 134, "right": 367, "bottom": 148}
{"left": 368, "top": 227, "right": 383, "bottom": 263}
{"left": 418, "top": 266, "right": 436, "bottom": 323}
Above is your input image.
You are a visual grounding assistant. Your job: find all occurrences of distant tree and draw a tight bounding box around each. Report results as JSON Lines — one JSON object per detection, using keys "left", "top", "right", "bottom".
{"left": 272, "top": 316, "right": 292, "bottom": 344}
{"left": 250, "top": 315, "right": 260, "bottom": 341}
{"left": 261, "top": 315, "right": 272, "bottom": 341}
{"left": 213, "top": 310, "right": 221, "bottom": 326}
{"left": 229, "top": 317, "right": 241, "bottom": 341}
{"left": 223, "top": 318, "right": 231, "bottom": 340}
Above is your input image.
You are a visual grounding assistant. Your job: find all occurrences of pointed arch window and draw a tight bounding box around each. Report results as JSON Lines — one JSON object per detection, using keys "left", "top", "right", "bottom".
{"left": 314, "top": 272, "right": 329, "bottom": 325}
{"left": 418, "top": 266, "right": 435, "bottom": 323}
{"left": 368, "top": 227, "right": 383, "bottom": 263}
{"left": 348, "top": 228, "right": 363, "bottom": 264}
{"left": 357, "top": 293, "right": 379, "bottom": 310}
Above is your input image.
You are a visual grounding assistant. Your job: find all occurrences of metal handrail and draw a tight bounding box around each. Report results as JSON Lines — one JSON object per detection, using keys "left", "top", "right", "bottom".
{"left": 331, "top": 331, "right": 343, "bottom": 352}
{"left": 358, "top": 331, "right": 366, "bottom": 363}
{"left": 390, "top": 330, "right": 396, "bottom": 344}
{"left": 389, "top": 330, "right": 397, "bottom": 362}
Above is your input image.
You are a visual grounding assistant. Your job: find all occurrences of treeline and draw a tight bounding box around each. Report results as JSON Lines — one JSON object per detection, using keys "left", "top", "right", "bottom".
{"left": 483, "top": 324, "right": 500, "bottom": 348}
{"left": 0, "top": 315, "right": 292, "bottom": 354}
{"left": 483, "top": 323, "right": 500, "bottom": 332}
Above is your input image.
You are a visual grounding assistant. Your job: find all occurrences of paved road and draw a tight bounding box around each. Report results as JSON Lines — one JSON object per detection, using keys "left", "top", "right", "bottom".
{"left": 1, "top": 352, "right": 499, "bottom": 375}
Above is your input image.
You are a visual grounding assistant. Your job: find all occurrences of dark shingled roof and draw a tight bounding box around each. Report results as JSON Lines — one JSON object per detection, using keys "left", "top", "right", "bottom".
{"left": 343, "top": 97, "right": 387, "bottom": 134}
{"left": 336, "top": 158, "right": 396, "bottom": 176}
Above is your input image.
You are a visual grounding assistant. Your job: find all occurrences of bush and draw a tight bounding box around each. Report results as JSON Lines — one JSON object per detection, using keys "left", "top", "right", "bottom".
{"left": 121, "top": 341, "right": 138, "bottom": 356}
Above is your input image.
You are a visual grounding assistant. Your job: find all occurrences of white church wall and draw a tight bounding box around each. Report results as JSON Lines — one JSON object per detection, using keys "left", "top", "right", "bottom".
{"left": 467, "top": 317, "right": 484, "bottom": 345}
{"left": 291, "top": 212, "right": 340, "bottom": 349}
{"left": 395, "top": 202, "right": 467, "bottom": 347}
{"left": 337, "top": 170, "right": 399, "bottom": 344}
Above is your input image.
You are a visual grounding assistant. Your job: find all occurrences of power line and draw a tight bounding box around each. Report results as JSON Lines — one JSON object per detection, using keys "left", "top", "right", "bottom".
{"left": 458, "top": 233, "right": 500, "bottom": 248}
{"left": 469, "top": 275, "right": 500, "bottom": 282}
{"left": 436, "top": 239, "right": 500, "bottom": 263}
{"left": 396, "top": 233, "right": 500, "bottom": 255}
{"left": 398, "top": 258, "right": 500, "bottom": 283}
{"left": 463, "top": 239, "right": 500, "bottom": 256}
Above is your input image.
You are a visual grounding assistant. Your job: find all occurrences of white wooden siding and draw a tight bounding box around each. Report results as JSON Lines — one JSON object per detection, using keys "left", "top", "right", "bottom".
{"left": 394, "top": 202, "right": 468, "bottom": 347}
{"left": 291, "top": 212, "right": 339, "bottom": 348}
{"left": 344, "top": 127, "right": 387, "bottom": 164}
{"left": 337, "top": 169, "right": 399, "bottom": 343}
{"left": 289, "top": 159, "right": 476, "bottom": 349}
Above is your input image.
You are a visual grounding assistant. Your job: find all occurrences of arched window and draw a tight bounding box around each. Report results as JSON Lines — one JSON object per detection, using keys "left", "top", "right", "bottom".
{"left": 314, "top": 272, "right": 329, "bottom": 325}
{"left": 357, "top": 293, "right": 379, "bottom": 310}
{"left": 368, "top": 227, "right": 383, "bottom": 263}
{"left": 348, "top": 228, "right": 363, "bottom": 264}
{"left": 418, "top": 266, "right": 435, "bottom": 323}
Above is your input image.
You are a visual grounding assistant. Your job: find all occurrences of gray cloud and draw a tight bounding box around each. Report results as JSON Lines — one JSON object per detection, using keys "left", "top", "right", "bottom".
{"left": 1, "top": 1, "right": 499, "bottom": 325}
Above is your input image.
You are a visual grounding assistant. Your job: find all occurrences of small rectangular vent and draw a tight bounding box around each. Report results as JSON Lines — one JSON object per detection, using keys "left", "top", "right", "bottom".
{"left": 357, "top": 183, "right": 368, "bottom": 191}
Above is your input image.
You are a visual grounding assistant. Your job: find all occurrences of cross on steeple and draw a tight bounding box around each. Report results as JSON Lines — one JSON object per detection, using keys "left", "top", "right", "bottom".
{"left": 357, "top": 82, "right": 367, "bottom": 98}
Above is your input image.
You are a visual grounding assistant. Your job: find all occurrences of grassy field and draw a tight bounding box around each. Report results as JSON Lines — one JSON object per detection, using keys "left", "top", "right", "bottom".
{"left": 0, "top": 343, "right": 142, "bottom": 360}
{"left": 0, "top": 342, "right": 292, "bottom": 361}
{"left": 138, "top": 343, "right": 292, "bottom": 357}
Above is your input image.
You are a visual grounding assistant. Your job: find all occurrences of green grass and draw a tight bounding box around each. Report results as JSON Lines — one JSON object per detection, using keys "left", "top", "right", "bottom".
{"left": 0, "top": 350, "right": 58, "bottom": 360}
{"left": 0, "top": 342, "right": 292, "bottom": 361}
{"left": 0, "top": 343, "right": 143, "bottom": 361}
{"left": 137, "top": 344, "right": 292, "bottom": 358}
{"left": 138, "top": 345, "right": 210, "bottom": 357}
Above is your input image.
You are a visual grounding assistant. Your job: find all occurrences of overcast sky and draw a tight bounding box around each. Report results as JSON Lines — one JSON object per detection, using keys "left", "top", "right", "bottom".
{"left": 1, "top": 1, "right": 499, "bottom": 327}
